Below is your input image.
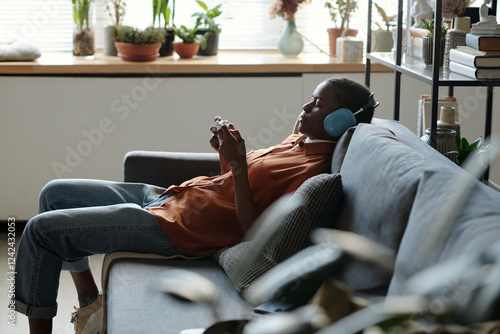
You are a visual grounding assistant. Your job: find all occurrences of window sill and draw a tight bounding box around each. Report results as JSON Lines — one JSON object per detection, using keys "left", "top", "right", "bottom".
{"left": 0, "top": 50, "right": 392, "bottom": 75}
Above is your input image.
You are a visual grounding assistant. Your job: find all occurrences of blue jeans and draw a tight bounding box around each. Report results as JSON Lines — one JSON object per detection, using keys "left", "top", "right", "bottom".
{"left": 14, "top": 179, "right": 184, "bottom": 320}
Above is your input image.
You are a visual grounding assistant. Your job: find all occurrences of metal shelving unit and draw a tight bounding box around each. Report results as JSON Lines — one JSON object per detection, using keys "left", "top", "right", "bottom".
{"left": 365, "top": 0, "right": 499, "bottom": 181}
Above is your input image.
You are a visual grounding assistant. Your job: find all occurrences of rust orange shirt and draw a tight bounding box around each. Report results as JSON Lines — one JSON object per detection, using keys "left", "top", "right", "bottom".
{"left": 146, "top": 135, "right": 336, "bottom": 256}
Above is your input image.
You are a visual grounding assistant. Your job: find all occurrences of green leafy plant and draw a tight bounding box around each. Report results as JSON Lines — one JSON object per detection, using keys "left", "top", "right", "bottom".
{"left": 113, "top": 26, "right": 166, "bottom": 44}
{"left": 419, "top": 18, "right": 448, "bottom": 39}
{"left": 192, "top": 0, "right": 222, "bottom": 34}
{"left": 373, "top": 2, "right": 395, "bottom": 32}
{"left": 447, "top": 136, "right": 483, "bottom": 165}
{"left": 72, "top": 0, "right": 94, "bottom": 32}
{"left": 324, "top": 0, "right": 358, "bottom": 30}
{"left": 153, "top": 0, "right": 175, "bottom": 29}
{"left": 106, "top": 0, "right": 126, "bottom": 26}
{"left": 174, "top": 25, "right": 209, "bottom": 50}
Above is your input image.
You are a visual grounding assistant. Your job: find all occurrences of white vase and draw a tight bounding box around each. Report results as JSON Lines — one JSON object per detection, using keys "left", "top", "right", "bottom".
{"left": 443, "top": 17, "right": 470, "bottom": 69}
{"left": 277, "top": 19, "right": 304, "bottom": 57}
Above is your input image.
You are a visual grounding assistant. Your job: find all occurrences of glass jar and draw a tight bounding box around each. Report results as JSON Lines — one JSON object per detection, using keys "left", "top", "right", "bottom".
{"left": 72, "top": 0, "right": 95, "bottom": 58}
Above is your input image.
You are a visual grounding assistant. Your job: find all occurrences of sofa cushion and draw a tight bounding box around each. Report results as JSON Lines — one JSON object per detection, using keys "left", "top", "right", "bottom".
{"left": 215, "top": 173, "right": 343, "bottom": 294}
{"left": 331, "top": 127, "right": 356, "bottom": 173}
{"left": 388, "top": 170, "right": 500, "bottom": 296}
{"left": 106, "top": 258, "right": 254, "bottom": 334}
{"left": 332, "top": 120, "right": 461, "bottom": 298}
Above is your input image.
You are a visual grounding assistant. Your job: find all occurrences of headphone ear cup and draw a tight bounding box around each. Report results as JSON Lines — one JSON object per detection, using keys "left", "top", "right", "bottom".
{"left": 323, "top": 108, "right": 357, "bottom": 138}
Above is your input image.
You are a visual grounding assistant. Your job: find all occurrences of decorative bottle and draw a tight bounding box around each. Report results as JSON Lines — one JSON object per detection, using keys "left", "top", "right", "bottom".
{"left": 443, "top": 16, "right": 471, "bottom": 70}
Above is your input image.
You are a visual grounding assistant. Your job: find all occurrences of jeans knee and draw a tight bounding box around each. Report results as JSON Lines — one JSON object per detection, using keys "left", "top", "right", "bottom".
{"left": 38, "top": 179, "right": 70, "bottom": 213}
{"left": 23, "top": 215, "right": 47, "bottom": 243}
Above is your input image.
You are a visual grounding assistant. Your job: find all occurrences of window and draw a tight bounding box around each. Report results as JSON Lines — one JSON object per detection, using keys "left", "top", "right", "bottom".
{"left": 0, "top": 0, "right": 399, "bottom": 53}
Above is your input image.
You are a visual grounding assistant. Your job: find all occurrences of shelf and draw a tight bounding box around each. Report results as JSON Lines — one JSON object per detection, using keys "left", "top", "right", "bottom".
{"left": 365, "top": 0, "right": 497, "bottom": 181}
{"left": 367, "top": 52, "right": 500, "bottom": 86}
{"left": 0, "top": 50, "right": 392, "bottom": 76}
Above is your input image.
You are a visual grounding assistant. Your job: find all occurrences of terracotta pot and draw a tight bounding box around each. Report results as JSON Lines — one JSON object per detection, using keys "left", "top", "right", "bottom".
{"left": 327, "top": 28, "right": 358, "bottom": 55}
{"left": 114, "top": 42, "right": 161, "bottom": 62}
{"left": 172, "top": 42, "right": 200, "bottom": 59}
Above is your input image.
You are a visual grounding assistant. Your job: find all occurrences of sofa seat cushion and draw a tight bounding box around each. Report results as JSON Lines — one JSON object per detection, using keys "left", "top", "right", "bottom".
{"left": 215, "top": 173, "right": 344, "bottom": 294}
{"left": 106, "top": 258, "right": 254, "bottom": 334}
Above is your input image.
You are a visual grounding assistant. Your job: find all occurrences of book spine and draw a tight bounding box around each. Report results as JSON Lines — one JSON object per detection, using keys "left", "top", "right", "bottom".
{"left": 449, "top": 49, "right": 476, "bottom": 67}
{"left": 466, "top": 34, "right": 500, "bottom": 51}
{"left": 466, "top": 34, "right": 481, "bottom": 50}
{"left": 449, "top": 61, "right": 478, "bottom": 79}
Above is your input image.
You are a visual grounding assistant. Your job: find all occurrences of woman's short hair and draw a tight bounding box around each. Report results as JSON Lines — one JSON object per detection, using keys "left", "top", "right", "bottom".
{"left": 325, "top": 77, "right": 375, "bottom": 124}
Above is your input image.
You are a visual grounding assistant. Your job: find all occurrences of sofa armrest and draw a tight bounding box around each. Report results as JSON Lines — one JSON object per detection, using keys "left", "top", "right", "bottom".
{"left": 123, "top": 150, "right": 221, "bottom": 188}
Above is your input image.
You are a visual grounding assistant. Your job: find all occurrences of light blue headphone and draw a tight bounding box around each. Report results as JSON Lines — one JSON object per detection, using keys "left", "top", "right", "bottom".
{"left": 323, "top": 93, "right": 380, "bottom": 138}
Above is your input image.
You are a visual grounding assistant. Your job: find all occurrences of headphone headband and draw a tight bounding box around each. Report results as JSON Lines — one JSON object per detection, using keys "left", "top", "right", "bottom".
{"left": 353, "top": 93, "right": 380, "bottom": 115}
{"left": 323, "top": 92, "right": 380, "bottom": 138}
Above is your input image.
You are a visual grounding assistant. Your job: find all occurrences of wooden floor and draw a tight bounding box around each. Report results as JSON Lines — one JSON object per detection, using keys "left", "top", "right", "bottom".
{"left": 0, "top": 230, "right": 104, "bottom": 334}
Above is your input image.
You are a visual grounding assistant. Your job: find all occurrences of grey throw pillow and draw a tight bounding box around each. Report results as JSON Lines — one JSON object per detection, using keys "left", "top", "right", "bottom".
{"left": 215, "top": 173, "right": 343, "bottom": 294}
{"left": 0, "top": 39, "right": 41, "bottom": 61}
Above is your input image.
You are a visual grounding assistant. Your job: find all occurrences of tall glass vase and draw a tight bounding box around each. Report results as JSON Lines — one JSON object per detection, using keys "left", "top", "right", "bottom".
{"left": 277, "top": 19, "right": 304, "bottom": 57}
{"left": 73, "top": 0, "right": 95, "bottom": 58}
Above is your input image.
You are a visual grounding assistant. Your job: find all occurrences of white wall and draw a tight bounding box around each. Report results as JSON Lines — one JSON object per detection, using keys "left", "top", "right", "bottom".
{"left": 1, "top": 73, "right": 498, "bottom": 221}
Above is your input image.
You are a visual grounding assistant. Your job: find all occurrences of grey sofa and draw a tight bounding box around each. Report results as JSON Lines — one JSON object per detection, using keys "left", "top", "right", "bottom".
{"left": 101, "top": 118, "right": 500, "bottom": 333}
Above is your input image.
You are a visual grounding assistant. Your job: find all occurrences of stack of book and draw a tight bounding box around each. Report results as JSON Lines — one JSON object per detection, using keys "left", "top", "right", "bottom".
{"left": 449, "top": 34, "right": 500, "bottom": 79}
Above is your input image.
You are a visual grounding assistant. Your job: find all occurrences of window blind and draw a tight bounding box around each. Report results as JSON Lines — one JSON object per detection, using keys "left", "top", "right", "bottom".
{"left": 0, "top": 0, "right": 73, "bottom": 52}
{"left": 0, "top": 0, "right": 398, "bottom": 53}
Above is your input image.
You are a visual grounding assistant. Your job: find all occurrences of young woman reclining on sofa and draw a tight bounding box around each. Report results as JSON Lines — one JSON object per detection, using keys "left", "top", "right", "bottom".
{"left": 12, "top": 77, "right": 377, "bottom": 334}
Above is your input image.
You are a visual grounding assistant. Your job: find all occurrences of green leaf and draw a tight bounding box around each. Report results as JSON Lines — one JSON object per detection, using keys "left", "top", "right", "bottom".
{"left": 454, "top": 136, "right": 461, "bottom": 150}
{"left": 196, "top": 0, "right": 208, "bottom": 11}
{"left": 376, "top": 317, "right": 409, "bottom": 332}
{"left": 471, "top": 137, "right": 482, "bottom": 149}
{"left": 191, "top": 11, "right": 203, "bottom": 18}
{"left": 461, "top": 137, "right": 470, "bottom": 150}
{"left": 153, "top": 0, "right": 159, "bottom": 26}
{"left": 212, "top": 4, "right": 222, "bottom": 17}
{"left": 164, "top": 7, "right": 171, "bottom": 26}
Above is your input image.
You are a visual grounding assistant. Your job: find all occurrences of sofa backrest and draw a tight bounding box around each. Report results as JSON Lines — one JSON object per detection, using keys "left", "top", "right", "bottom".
{"left": 331, "top": 119, "right": 500, "bottom": 300}
{"left": 329, "top": 118, "right": 464, "bottom": 297}
{"left": 387, "top": 153, "right": 500, "bottom": 298}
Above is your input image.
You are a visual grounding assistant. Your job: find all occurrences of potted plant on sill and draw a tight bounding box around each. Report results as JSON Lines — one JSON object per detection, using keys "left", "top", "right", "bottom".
{"left": 104, "top": 0, "right": 126, "bottom": 56}
{"left": 153, "top": 0, "right": 176, "bottom": 57}
{"left": 419, "top": 18, "right": 448, "bottom": 66}
{"left": 113, "top": 26, "right": 166, "bottom": 62}
{"left": 371, "top": 2, "right": 395, "bottom": 52}
{"left": 324, "top": 0, "right": 358, "bottom": 55}
{"left": 192, "top": 0, "right": 222, "bottom": 56}
{"left": 172, "top": 25, "right": 209, "bottom": 59}
{"left": 72, "top": 0, "right": 95, "bottom": 57}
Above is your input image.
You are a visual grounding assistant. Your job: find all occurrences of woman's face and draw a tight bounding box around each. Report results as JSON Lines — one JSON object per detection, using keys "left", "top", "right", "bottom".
{"left": 298, "top": 81, "right": 340, "bottom": 140}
